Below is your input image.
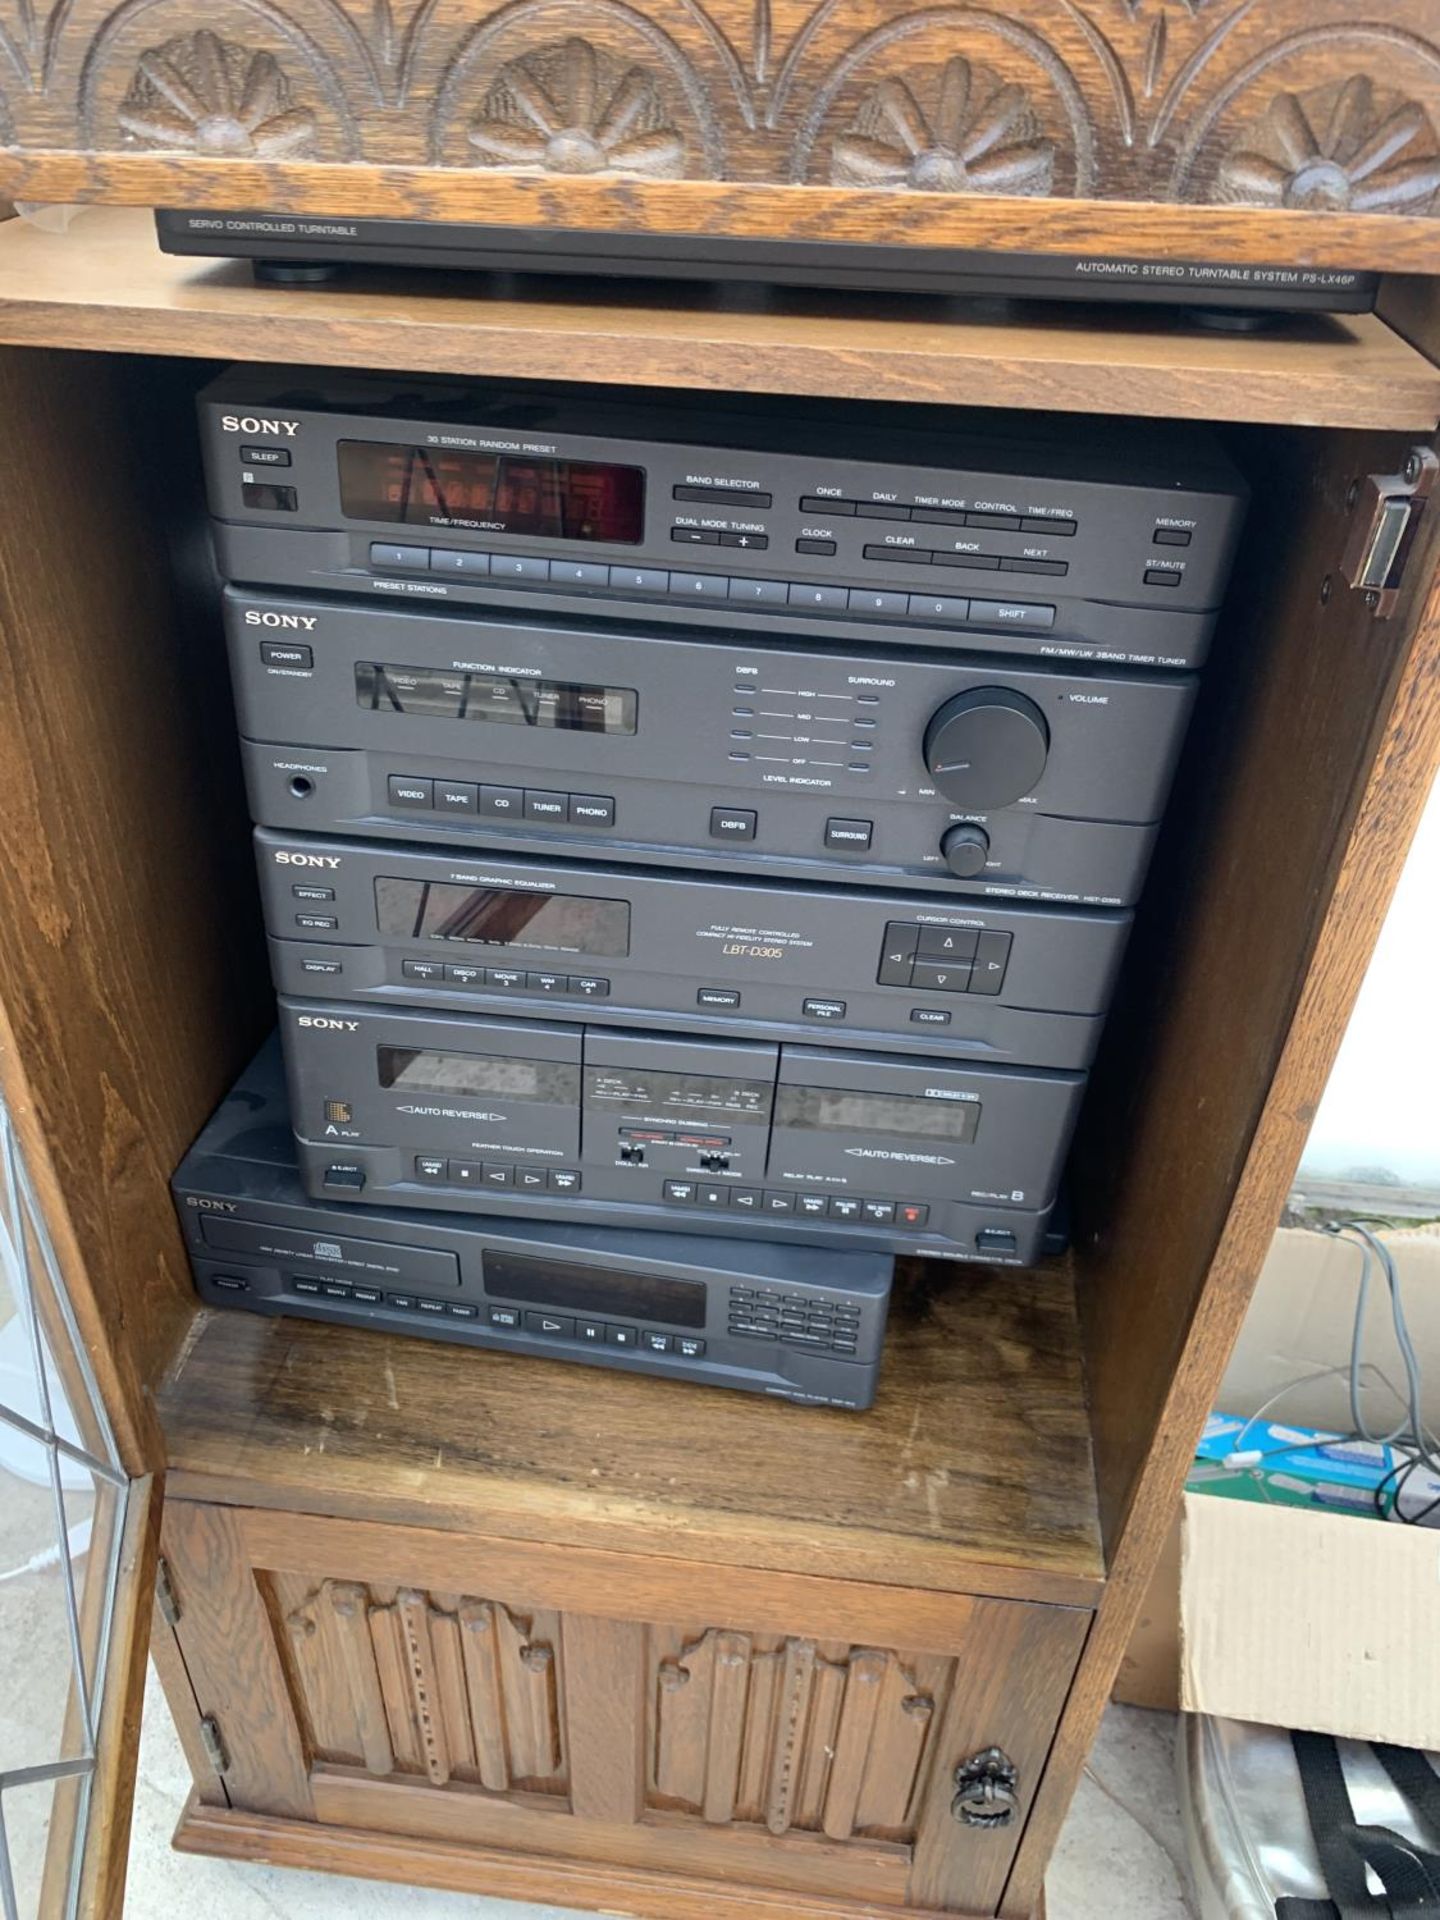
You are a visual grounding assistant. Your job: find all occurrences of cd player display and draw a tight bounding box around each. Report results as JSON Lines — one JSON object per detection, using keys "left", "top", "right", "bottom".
{"left": 229, "top": 589, "right": 1196, "bottom": 905}
{"left": 203, "top": 370, "right": 1247, "bottom": 669}
{"left": 279, "top": 1001, "right": 1083, "bottom": 1262}
{"left": 256, "top": 829, "right": 1128, "bottom": 1071}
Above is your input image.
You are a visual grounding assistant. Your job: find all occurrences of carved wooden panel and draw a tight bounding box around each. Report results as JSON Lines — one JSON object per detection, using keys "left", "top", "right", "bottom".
{"left": 0, "top": 1, "right": 1437, "bottom": 250}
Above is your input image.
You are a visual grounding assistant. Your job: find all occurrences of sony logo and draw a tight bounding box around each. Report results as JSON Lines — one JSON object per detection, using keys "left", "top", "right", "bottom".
{"left": 244, "top": 611, "right": 317, "bottom": 630}
{"left": 184, "top": 1197, "right": 238, "bottom": 1212}
{"left": 298, "top": 1016, "right": 359, "bottom": 1031}
{"left": 274, "top": 851, "right": 341, "bottom": 868}
{"left": 221, "top": 414, "right": 301, "bottom": 437}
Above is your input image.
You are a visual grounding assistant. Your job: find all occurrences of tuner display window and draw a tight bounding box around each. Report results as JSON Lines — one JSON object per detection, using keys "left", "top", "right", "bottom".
{"left": 775, "top": 1086, "right": 980, "bottom": 1143}
{"left": 378, "top": 1046, "right": 578, "bottom": 1103}
{"left": 484, "top": 1251, "right": 707, "bottom": 1329}
{"left": 356, "top": 662, "right": 637, "bottom": 734}
{"left": 375, "top": 878, "right": 630, "bottom": 958}
{"left": 339, "top": 439, "right": 646, "bottom": 544}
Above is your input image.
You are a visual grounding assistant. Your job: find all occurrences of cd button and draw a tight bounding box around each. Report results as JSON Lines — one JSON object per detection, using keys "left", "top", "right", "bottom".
{"left": 430, "top": 548, "right": 491, "bottom": 575}
{"left": 401, "top": 958, "right": 446, "bottom": 982}
{"left": 710, "top": 807, "right": 757, "bottom": 841}
{"left": 787, "top": 582, "right": 848, "bottom": 610}
{"left": 492, "top": 554, "right": 549, "bottom": 581}
{"left": 480, "top": 785, "right": 522, "bottom": 817}
{"left": 911, "top": 961, "right": 972, "bottom": 994}
{"left": 482, "top": 1164, "right": 514, "bottom": 1187}
{"left": 608, "top": 566, "right": 670, "bottom": 593}
{"left": 549, "top": 559, "right": 609, "bottom": 587}
{"left": 668, "top": 571, "right": 729, "bottom": 598}
{"left": 487, "top": 1305, "right": 521, "bottom": 1328}
{"left": 516, "top": 1168, "right": 548, "bottom": 1190}
{"left": 387, "top": 775, "right": 434, "bottom": 808}
{"left": 569, "top": 794, "right": 616, "bottom": 827}
{"left": 824, "top": 817, "right": 873, "bottom": 851}
{"left": 698, "top": 988, "right": 741, "bottom": 1009}
{"left": 917, "top": 926, "right": 979, "bottom": 959}
{"left": 846, "top": 588, "right": 909, "bottom": 617}
{"left": 523, "top": 790, "right": 568, "bottom": 822}
{"left": 569, "top": 976, "right": 610, "bottom": 997}
{"left": 727, "top": 577, "right": 789, "bottom": 605}
{"left": 606, "top": 1324, "right": 640, "bottom": 1347}
{"left": 435, "top": 782, "right": 479, "bottom": 813}
{"left": 524, "top": 1311, "right": 575, "bottom": 1339}
{"left": 803, "top": 998, "right": 846, "bottom": 1021}
{"left": 369, "top": 543, "right": 429, "bottom": 571}
{"left": 260, "top": 641, "right": 313, "bottom": 668}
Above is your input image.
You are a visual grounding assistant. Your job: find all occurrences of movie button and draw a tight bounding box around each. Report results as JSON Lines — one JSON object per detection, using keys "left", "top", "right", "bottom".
{"left": 480, "top": 785, "right": 522, "bottom": 817}
{"left": 698, "top": 988, "right": 741, "bottom": 1009}
{"left": 763, "top": 1191, "right": 795, "bottom": 1215}
{"left": 720, "top": 532, "right": 768, "bottom": 549}
{"left": 677, "top": 1337, "right": 706, "bottom": 1358}
{"left": 727, "top": 577, "right": 789, "bottom": 605}
{"left": 824, "top": 818, "right": 873, "bottom": 851}
{"left": 444, "top": 963, "right": 485, "bottom": 987}
{"left": 797, "top": 1194, "right": 829, "bottom": 1217}
{"left": 430, "top": 548, "right": 491, "bottom": 574}
{"left": 292, "top": 1276, "right": 323, "bottom": 1294}
{"left": 668, "top": 571, "right": 729, "bottom": 598}
{"left": 803, "top": 998, "right": 846, "bottom": 1021}
{"left": 698, "top": 1185, "right": 729, "bottom": 1208}
{"left": 527, "top": 971, "right": 566, "bottom": 994}
{"left": 524, "top": 1311, "right": 574, "bottom": 1339}
{"left": 482, "top": 1164, "right": 513, "bottom": 1188}
{"left": 549, "top": 1169, "right": 581, "bottom": 1192}
{"left": 300, "top": 958, "right": 343, "bottom": 975}
{"left": 295, "top": 913, "right": 338, "bottom": 931}
{"left": 664, "top": 1180, "right": 697, "bottom": 1204}
{"left": 606, "top": 1324, "right": 640, "bottom": 1347}
{"left": 486, "top": 966, "right": 526, "bottom": 991}
{"left": 523, "top": 789, "right": 568, "bottom": 822}
{"left": 401, "top": 958, "right": 445, "bottom": 983}
{"left": 970, "top": 930, "right": 1013, "bottom": 995}
{"left": 912, "top": 961, "right": 971, "bottom": 994}
{"left": 387, "top": 774, "right": 433, "bottom": 808}
{"left": 710, "top": 807, "right": 757, "bottom": 841}
{"left": 241, "top": 445, "right": 291, "bottom": 466}
{"left": 436, "top": 781, "right": 479, "bottom": 813}
{"left": 447, "top": 1301, "right": 479, "bottom": 1318}
{"left": 862, "top": 1200, "right": 896, "bottom": 1225}
{"left": 260, "top": 641, "right": 313, "bottom": 668}
{"left": 788, "top": 581, "right": 848, "bottom": 609}
{"left": 321, "top": 1280, "right": 352, "bottom": 1299}
{"left": 516, "top": 1168, "right": 548, "bottom": 1190}
{"left": 569, "top": 976, "right": 610, "bottom": 998}
{"left": 569, "top": 794, "right": 616, "bottom": 827}
{"left": 642, "top": 1330, "right": 673, "bottom": 1353}
{"left": 1144, "top": 567, "right": 1182, "bottom": 586}
{"left": 449, "top": 1160, "right": 485, "bottom": 1187}
{"left": 729, "top": 1188, "right": 761, "bottom": 1211}
{"left": 1153, "top": 527, "right": 1192, "bottom": 546}
{"left": 977, "top": 1228, "right": 1019, "bottom": 1255}
{"left": 414, "top": 1155, "right": 448, "bottom": 1183}
{"left": 795, "top": 538, "right": 837, "bottom": 557}
{"left": 917, "top": 926, "right": 980, "bottom": 959}
{"left": 369, "top": 543, "right": 430, "bottom": 570}
{"left": 897, "top": 1203, "right": 930, "bottom": 1228}
{"left": 967, "top": 599, "right": 1056, "bottom": 631}
{"left": 211, "top": 1274, "right": 249, "bottom": 1292}
{"left": 608, "top": 566, "right": 670, "bottom": 593}
{"left": 352, "top": 1285, "right": 383, "bottom": 1304}
{"left": 577, "top": 1319, "right": 605, "bottom": 1342}
{"left": 847, "top": 588, "right": 909, "bottom": 616}
{"left": 487, "top": 1305, "right": 521, "bottom": 1328}
{"left": 911, "top": 1007, "right": 952, "bottom": 1026}
{"left": 828, "top": 1197, "right": 863, "bottom": 1222}
{"left": 671, "top": 526, "right": 720, "bottom": 545}
{"left": 906, "top": 594, "right": 971, "bottom": 626}
{"left": 549, "top": 560, "right": 609, "bottom": 587}
{"left": 492, "top": 553, "right": 549, "bottom": 581}
{"left": 323, "top": 1165, "right": 365, "bottom": 1190}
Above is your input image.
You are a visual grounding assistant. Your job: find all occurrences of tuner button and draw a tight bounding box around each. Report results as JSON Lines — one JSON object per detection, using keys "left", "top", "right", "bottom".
{"left": 923, "top": 689, "right": 1049, "bottom": 809}
{"left": 940, "top": 824, "right": 991, "bottom": 878}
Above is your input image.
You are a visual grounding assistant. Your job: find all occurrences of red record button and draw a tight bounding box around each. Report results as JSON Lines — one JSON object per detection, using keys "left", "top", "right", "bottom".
{"left": 897, "top": 1203, "right": 931, "bottom": 1229}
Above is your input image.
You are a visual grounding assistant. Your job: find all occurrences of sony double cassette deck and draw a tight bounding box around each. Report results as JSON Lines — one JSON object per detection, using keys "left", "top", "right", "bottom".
{"left": 174, "top": 366, "right": 1246, "bottom": 1375}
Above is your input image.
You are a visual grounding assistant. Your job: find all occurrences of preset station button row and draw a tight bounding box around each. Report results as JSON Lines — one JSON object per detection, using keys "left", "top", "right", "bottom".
{"left": 663, "top": 1181, "right": 929, "bottom": 1228}
{"left": 386, "top": 775, "right": 616, "bottom": 827}
{"left": 413, "top": 1158, "right": 581, "bottom": 1191}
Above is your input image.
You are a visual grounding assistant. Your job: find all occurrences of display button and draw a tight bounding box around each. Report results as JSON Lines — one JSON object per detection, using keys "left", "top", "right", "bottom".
{"left": 524, "top": 1311, "right": 575, "bottom": 1339}
{"left": 846, "top": 588, "right": 909, "bottom": 617}
{"left": 570, "top": 976, "right": 610, "bottom": 998}
{"left": 402, "top": 958, "right": 446, "bottom": 982}
{"left": 787, "top": 582, "right": 848, "bottom": 610}
{"left": 444, "top": 962, "right": 485, "bottom": 987}
{"left": 677, "top": 1336, "right": 706, "bottom": 1358}
{"left": 487, "top": 1304, "right": 522, "bottom": 1328}
{"left": 862, "top": 1200, "right": 896, "bottom": 1225}
{"left": 977, "top": 1228, "right": 1019, "bottom": 1255}
{"left": 828, "top": 1197, "right": 863, "bottom": 1221}
{"left": 241, "top": 445, "right": 291, "bottom": 467}
{"left": 549, "top": 1169, "right": 581, "bottom": 1192}
{"left": 516, "top": 1168, "right": 548, "bottom": 1190}
{"left": 912, "top": 961, "right": 971, "bottom": 994}
{"left": 729, "top": 1188, "right": 761, "bottom": 1210}
{"left": 549, "top": 559, "right": 609, "bottom": 587}
{"left": 492, "top": 554, "right": 549, "bottom": 581}
{"left": 664, "top": 1180, "right": 697, "bottom": 1204}
{"left": 292, "top": 884, "right": 335, "bottom": 901}
{"left": 897, "top": 1203, "right": 930, "bottom": 1229}
{"left": 911, "top": 1007, "right": 952, "bottom": 1025}
{"left": 1144, "top": 567, "right": 1183, "bottom": 587}
{"left": 370, "top": 543, "right": 429, "bottom": 570}
{"left": 907, "top": 593, "right": 970, "bottom": 622}
{"left": 431, "top": 548, "right": 491, "bottom": 575}
{"left": 388, "top": 774, "right": 433, "bottom": 808}
{"left": 642, "top": 1330, "right": 673, "bottom": 1352}
{"left": 803, "top": 998, "right": 846, "bottom": 1021}
{"left": 577, "top": 1319, "right": 605, "bottom": 1342}
{"left": 435, "top": 781, "right": 479, "bottom": 814}
{"left": 606, "top": 1324, "right": 640, "bottom": 1347}
{"left": 300, "top": 958, "right": 343, "bottom": 975}
{"left": 710, "top": 806, "right": 757, "bottom": 841}
{"left": 1153, "top": 527, "right": 1192, "bottom": 546}
{"left": 480, "top": 785, "right": 523, "bottom": 818}
{"left": 672, "top": 526, "right": 720, "bottom": 545}
{"left": 609, "top": 566, "right": 670, "bottom": 594}
{"left": 698, "top": 987, "right": 741, "bottom": 1009}
{"left": 569, "top": 794, "right": 615, "bottom": 827}
{"left": 795, "top": 538, "right": 837, "bottom": 556}
{"left": 824, "top": 817, "right": 873, "bottom": 851}
{"left": 669, "top": 572, "right": 729, "bottom": 598}
{"left": 917, "top": 926, "right": 980, "bottom": 959}
{"left": 727, "top": 577, "right": 789, "bottom": 605}
{"left": 524, "top": 790, "right": 568, "bottom": 822}
{"left": 414, "top": 1155, "right": 447, "bottom": 1182}
{"left": 967, "top": 599, "right": 1056, "bottom": 631}
{"left": 970, "top": 929, "right": 1013, "bottom": 995}
{"left": 260, "top": 640, "right": 313, "bottom": 668}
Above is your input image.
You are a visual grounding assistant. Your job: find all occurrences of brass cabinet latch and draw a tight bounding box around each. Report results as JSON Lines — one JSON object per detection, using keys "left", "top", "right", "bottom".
{"left": 951, "top": 1746, "right": 1020, "bottom": 1829}
{"left": 1341, "top": 447, "right": 1437, "bottom": 618}
{"left": 198, "top": 1714, "right": 230, "bottom": 1776}
{"left": 154, "top": 1556, "right": 181, "bottom": 1626}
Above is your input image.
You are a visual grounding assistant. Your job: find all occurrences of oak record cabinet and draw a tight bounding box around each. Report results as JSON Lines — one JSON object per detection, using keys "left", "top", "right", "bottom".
{"left": 1, "top": 130, "right": 1440, "bottom": 1920}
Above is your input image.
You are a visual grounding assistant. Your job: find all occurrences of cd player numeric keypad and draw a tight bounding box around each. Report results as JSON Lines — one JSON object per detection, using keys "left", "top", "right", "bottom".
{"left": 879, "top": 921, "right": 1013, "bottom": 996}
{"left": 728, "top": 1286, "right": 865, "bottom": 1354}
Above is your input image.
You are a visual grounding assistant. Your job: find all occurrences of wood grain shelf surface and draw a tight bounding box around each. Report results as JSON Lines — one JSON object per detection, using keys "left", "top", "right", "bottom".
{"left": 158, "top": 1263, "right": 1103, "bottom": 1607}
{"left": 0, "top": 209, "right": 1433, "bottom": 430}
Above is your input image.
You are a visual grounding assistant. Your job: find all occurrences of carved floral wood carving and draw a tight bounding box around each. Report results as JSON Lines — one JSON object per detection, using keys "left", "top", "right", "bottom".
{"left": 0, "top": 0, "right": 1437, "bottom": 221}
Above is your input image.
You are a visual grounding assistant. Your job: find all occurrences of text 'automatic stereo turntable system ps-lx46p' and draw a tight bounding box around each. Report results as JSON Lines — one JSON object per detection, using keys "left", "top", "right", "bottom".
{"left": 176, "top": 367, "right": 1246, "bottom": 1388}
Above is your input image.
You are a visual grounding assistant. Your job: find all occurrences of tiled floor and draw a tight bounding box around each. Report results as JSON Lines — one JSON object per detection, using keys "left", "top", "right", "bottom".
{"left": 123, "top": 1664, "right": 1199, "bottom": 1918}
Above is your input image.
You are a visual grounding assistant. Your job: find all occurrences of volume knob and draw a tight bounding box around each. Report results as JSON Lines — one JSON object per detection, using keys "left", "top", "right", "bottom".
{"left": 923, "top": 689, "right": 1050, "bottom": 809}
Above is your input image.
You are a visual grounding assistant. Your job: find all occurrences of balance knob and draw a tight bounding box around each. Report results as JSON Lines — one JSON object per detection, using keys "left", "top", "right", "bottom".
{"left": 940, "top": 824, "right": 991, "bottom": 878}
{"left": 923, "top": 688, "right": 1050, "bottom": 808}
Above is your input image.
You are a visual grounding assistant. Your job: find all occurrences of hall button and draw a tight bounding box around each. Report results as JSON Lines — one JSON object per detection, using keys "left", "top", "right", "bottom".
{"left": 803, "top": 998, "right": 846, "bottom": 1021}
{"left": 402, "top": 958, "right": 446, "bottom": 982}
{"left": 824, "top": 818, "right": 873, "bottom": 851}
{"left": 710, "top": 807, "right": 757, "bottom": 841}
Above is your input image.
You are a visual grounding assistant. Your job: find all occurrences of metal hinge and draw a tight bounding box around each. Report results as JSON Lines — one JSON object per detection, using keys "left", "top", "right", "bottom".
{"left": 1341, "top": 446, "right": 1438, "bottom": 618}
{"left": 154, "top": 1557, "right": 180, "bottom": 1626}
{"left": 198, "top": 1714, "right": 230, "bottom": 1776}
